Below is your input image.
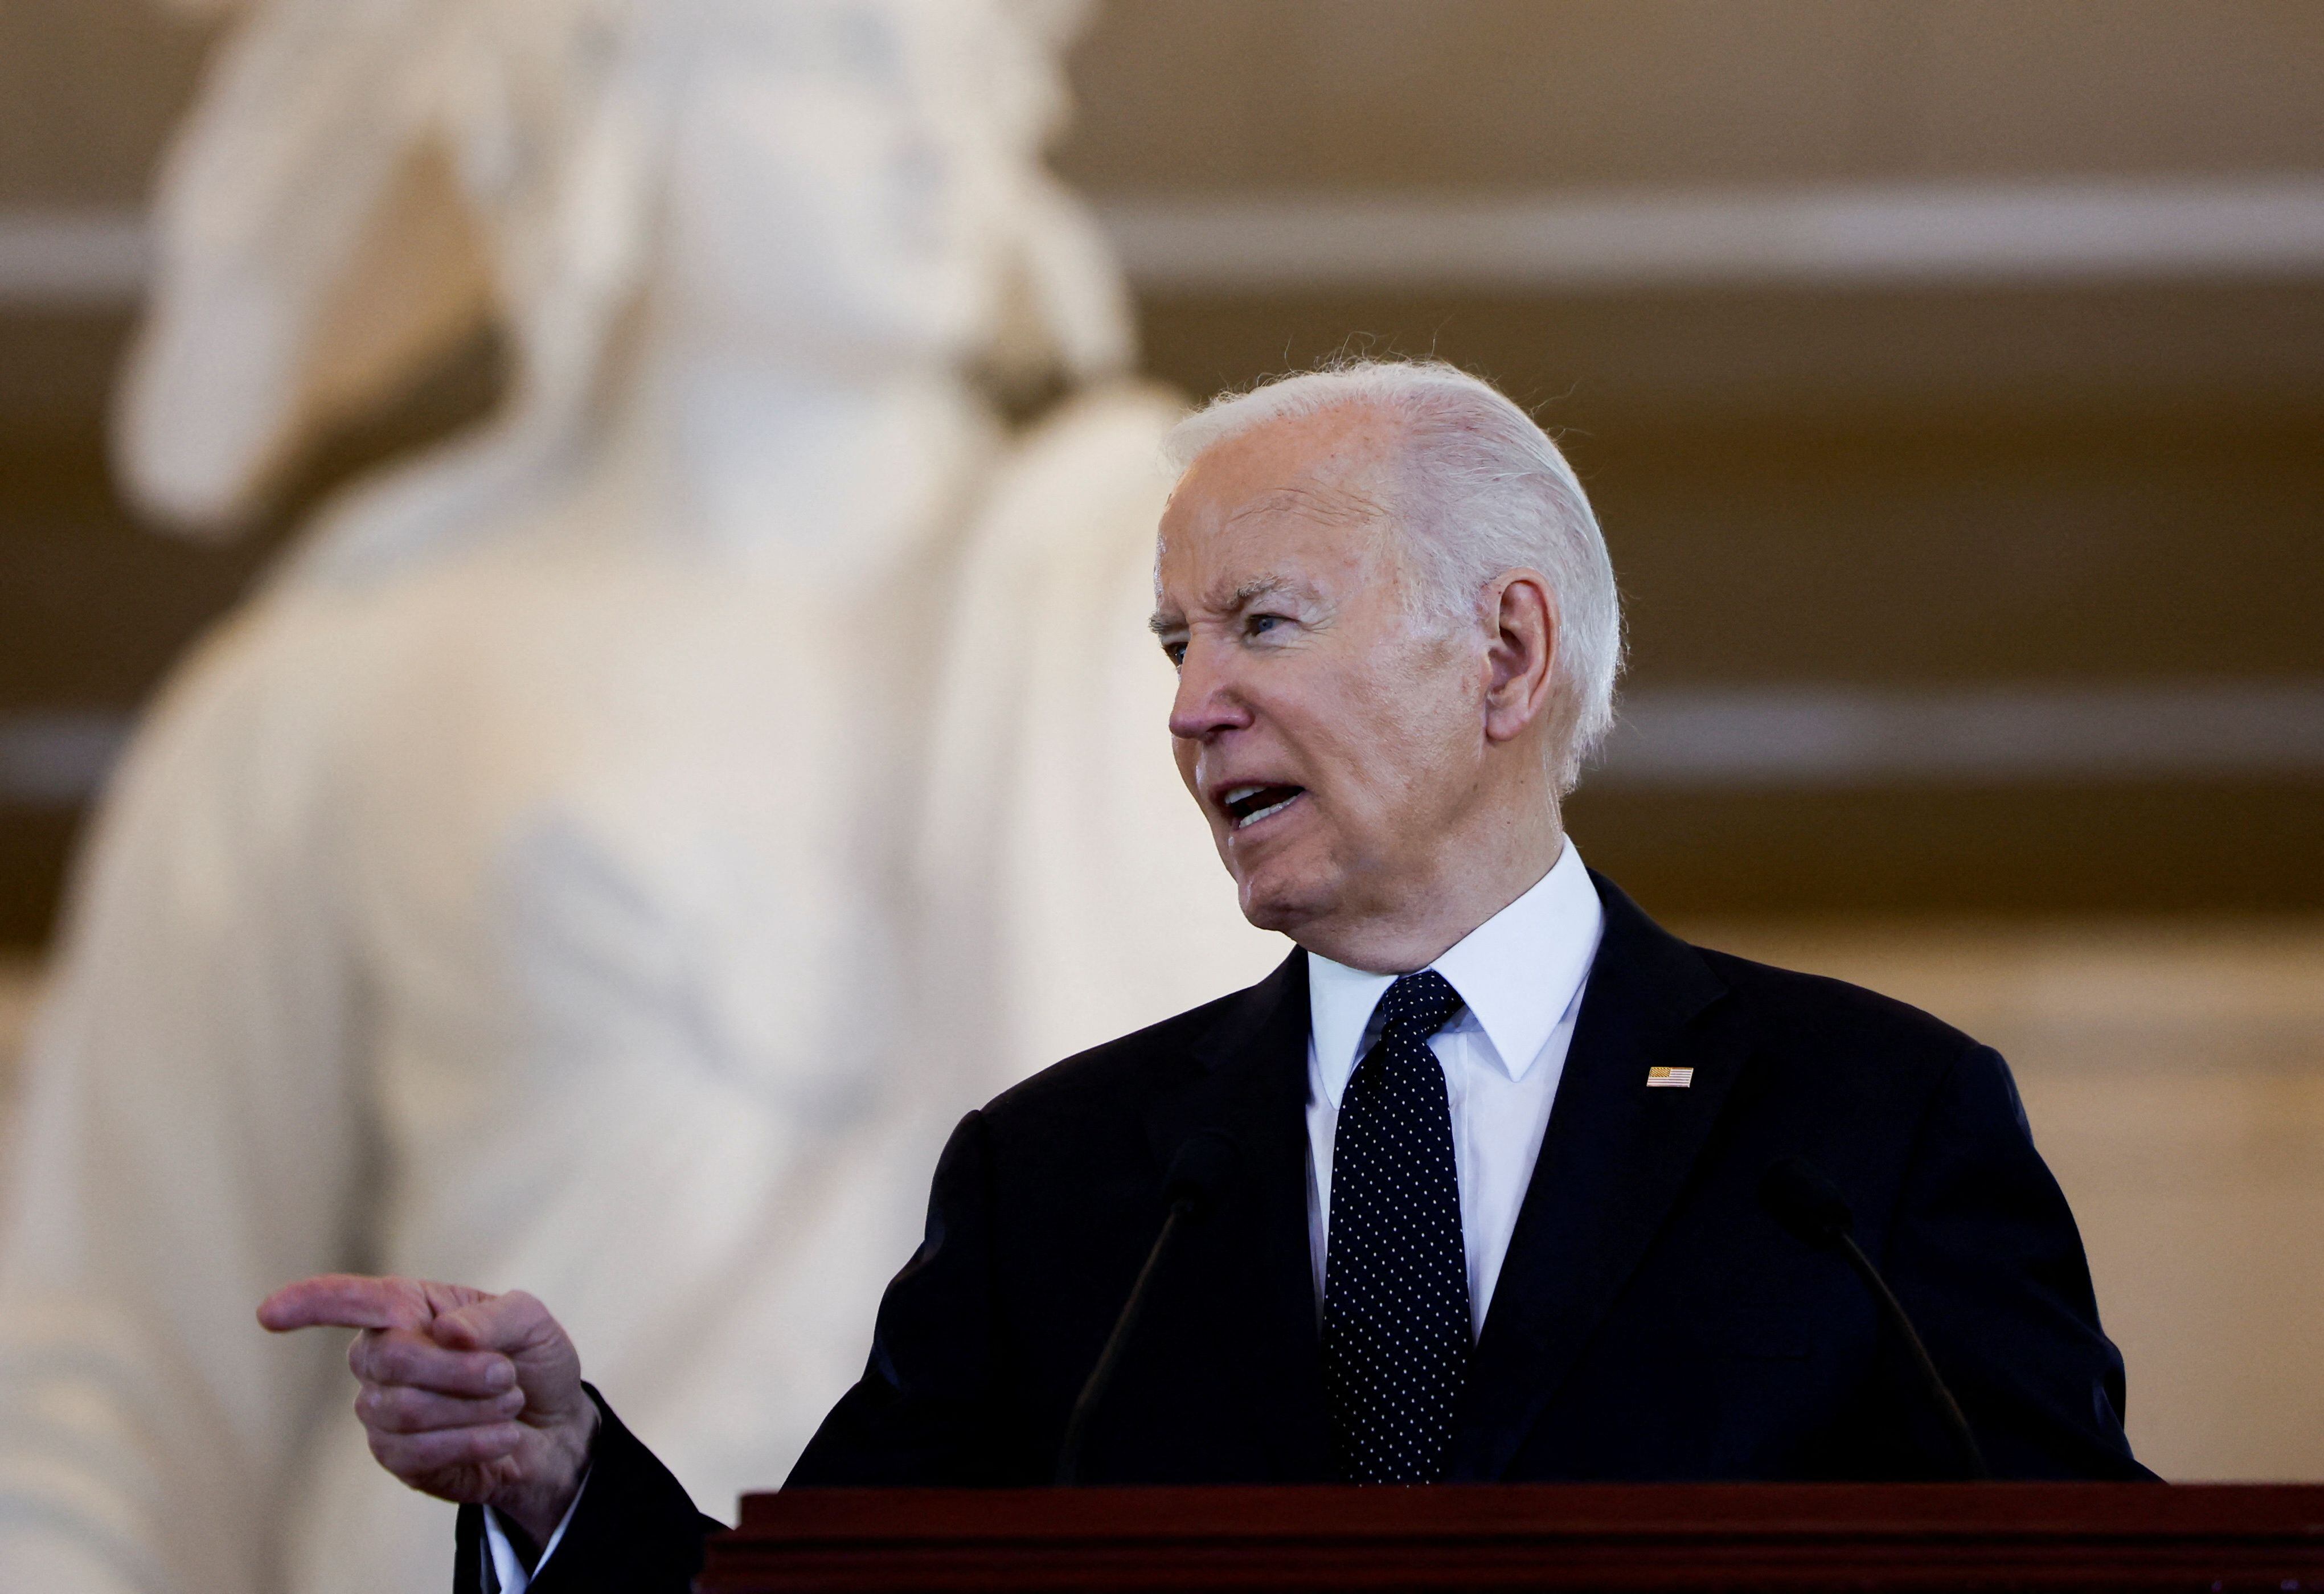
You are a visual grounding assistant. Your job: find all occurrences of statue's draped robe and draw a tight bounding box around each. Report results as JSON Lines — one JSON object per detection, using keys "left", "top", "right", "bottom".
{"left": 0, "top": 371, "right": 1276, "bottom": 1592}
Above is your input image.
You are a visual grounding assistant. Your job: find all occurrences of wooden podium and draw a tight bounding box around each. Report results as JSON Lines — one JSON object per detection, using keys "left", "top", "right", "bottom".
{"left": 699, "top": 1483, "right": 2324, "bottom": 1592}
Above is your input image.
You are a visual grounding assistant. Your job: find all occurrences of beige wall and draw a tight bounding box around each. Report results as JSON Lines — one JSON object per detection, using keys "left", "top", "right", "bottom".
{"left": 8, "top": 2, "right": 2324, "bottom": 205}
{"left": 0, "top": 960, "right": 37, "bottom": 1162}
{"left": 0, "top": 0, "right": 206, "bottom": 206}
{"left": 3, "top": 0, "right": 2321, "bottom": 932}
{"left": 1058, "top": 1, "right": 2324, "bottom": 191}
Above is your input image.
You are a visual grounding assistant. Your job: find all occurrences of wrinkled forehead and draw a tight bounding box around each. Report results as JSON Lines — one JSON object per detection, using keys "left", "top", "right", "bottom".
{"left": 1225, "top": 475, "right": 1394, "bottom": 540}
{"left": 1159, "top": 406, "right": 1411, "bottom": 567}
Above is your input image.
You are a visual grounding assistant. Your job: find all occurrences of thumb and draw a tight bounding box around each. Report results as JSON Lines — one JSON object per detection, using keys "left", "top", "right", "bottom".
{"left": 429, "top": 1290, "right": 563, "bottom": 1359}
{"left": 431, "top": 1292, "right": 591, "bottom": 1427}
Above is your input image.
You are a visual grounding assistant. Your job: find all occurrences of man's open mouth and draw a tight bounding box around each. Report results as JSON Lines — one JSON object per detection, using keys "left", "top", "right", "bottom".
{"left": 1221, "top": 784, "right": 1305, "bottom": 830}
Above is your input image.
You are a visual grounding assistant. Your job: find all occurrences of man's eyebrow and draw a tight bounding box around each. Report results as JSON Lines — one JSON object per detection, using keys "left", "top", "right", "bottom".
{"left": 1149, "top": 574, "right": 1301, "bottom": 634}
{"left": 1225, "top": 575, "right": 1293, "bottom": 609}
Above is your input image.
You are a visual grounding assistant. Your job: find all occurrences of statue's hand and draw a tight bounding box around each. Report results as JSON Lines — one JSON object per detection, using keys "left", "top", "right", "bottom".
{"left": 260, "top": 1275, "right": 598, "bottom": 1544}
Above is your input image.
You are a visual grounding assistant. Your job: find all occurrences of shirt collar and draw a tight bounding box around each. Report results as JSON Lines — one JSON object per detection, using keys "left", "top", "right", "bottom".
{"left": 1306, "top": 839, "right": 1604, "bottom": 1108}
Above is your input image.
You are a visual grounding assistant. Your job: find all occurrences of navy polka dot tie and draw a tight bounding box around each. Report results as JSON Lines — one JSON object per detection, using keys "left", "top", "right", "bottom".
{"left": 1322, "top": 969, "right": 1472, "bottom": 1484}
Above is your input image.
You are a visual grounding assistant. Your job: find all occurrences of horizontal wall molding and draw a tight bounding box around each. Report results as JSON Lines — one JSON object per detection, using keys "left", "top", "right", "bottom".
{"left": 0, "top": 712, "right": 131, "bottom": 806}
{"left": 1593, "top": 681, "right": 2324, "bottom": 789}
{"left": 0, "top": 210, "right": 150, "bottom": 306}
{"left": 7, "top": 179, "right": 2324, "bottom": 305}
{"left": 1101, "top": 178, "right": 2324, "bottom": 292}
{"left": 6, "top": 682, "right": 2323, "bottom": 806}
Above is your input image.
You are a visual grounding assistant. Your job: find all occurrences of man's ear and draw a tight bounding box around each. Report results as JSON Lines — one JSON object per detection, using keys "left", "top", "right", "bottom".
{"left": 1481, "top": 570, "right": 1557, "bottom": 745}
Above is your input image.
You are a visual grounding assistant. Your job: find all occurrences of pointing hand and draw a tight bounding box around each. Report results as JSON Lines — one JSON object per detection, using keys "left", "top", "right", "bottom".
{"left": 259, "top": 1275, "right": 597, "bottom": 1544}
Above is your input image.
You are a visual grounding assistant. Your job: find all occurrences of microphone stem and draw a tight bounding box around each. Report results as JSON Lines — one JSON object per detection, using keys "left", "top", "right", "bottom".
{"left": 1834, "top": 1231, "right": 1990, "bottom": 1480}
{"left": 1056, "top": 1198, "right": 1194, "bottom": 1485}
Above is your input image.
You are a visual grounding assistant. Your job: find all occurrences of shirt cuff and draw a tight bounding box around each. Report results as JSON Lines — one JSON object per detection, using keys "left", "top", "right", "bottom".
{"left": 481, "top": 1470, "right": 589, "bottom": 1594}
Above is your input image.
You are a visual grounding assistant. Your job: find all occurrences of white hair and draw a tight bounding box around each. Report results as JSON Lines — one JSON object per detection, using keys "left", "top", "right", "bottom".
{"left": 1162, "top": 358, "right": 1623, "bottom": 792}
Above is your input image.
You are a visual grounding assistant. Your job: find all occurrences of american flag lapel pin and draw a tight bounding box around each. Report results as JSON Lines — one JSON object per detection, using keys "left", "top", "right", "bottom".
{"left": 1646, "top": 1066, "right": 1695, "bottom": 1088}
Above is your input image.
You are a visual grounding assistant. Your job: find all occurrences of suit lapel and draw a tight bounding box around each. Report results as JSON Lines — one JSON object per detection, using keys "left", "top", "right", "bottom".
{"left": 1449, "top": 873, "right": 1750, "bottom": 1480}
{"left": 1143, "top": 947, "right": 1333, "bottom": 1478}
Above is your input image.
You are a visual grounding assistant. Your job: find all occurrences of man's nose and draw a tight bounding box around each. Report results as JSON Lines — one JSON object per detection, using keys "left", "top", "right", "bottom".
{"left": 1167, "top": 637, "right": 1253, "bottom": 742}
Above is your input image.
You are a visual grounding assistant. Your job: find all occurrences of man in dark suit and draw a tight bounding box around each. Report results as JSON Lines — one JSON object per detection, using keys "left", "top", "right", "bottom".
{"left": 263, "top": 360, "right": 2147, "bottom": 1592}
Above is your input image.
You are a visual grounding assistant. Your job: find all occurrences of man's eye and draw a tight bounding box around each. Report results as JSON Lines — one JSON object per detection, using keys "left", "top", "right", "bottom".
{"left": 1247, "top": 613, "right": 1284, "bottom": 637}
{"left": 1163, "top": 641, "right": 1186, "bottom": 666}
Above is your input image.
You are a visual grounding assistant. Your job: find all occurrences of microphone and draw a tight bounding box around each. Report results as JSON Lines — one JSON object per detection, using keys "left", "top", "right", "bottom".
{"left": 1759, "top": 1155, "right": 1991, "bottom": 1480}
{"left": 1054, "top": 1130, "right": 1239, "bottom": 1484}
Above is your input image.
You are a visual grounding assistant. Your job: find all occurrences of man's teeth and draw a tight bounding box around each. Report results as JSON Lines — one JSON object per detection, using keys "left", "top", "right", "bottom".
{"left": 1237, "top": 794, "right": 1296, "bottom": 828}
{"left": 1233, "top": 790, "right": 1300, "bottom": 829}
{"left": 1220, "top": 781, "right": 1304, "bottom": 827}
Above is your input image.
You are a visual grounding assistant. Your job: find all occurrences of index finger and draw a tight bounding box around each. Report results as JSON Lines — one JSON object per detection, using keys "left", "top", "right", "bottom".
{"left": 259, "top": 1275, "right": 431, "bottom": 1335}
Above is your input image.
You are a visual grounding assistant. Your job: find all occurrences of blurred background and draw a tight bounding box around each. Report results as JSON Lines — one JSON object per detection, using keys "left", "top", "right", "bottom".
{"left": 1, "top": 0, "right": 2319, "bottom": 1482}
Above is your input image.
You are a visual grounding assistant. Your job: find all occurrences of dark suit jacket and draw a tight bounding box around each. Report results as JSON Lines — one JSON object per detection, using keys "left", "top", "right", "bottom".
{"left": 457, "top": 874, "right": 2149, "bottom": 1591}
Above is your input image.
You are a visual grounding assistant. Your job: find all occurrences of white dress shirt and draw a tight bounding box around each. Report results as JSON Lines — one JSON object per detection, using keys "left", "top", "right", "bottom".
{"left": 491, "top": 843, "right": 1602, "bottom": 1585}
{"left": 483, "top": 1487, "right": 582, "bottom": 1594}
{"left": 1304, "top": 840, "right": 1604, "bottom": 1338}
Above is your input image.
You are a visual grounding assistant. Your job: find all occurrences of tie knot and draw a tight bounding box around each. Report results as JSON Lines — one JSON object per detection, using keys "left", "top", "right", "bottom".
{"left": 1375, "top": 969, "right": 1464, "bottom": 1044}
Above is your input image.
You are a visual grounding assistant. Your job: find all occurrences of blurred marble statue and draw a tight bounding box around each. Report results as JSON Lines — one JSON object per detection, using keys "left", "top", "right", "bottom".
{"left": 0, "top": 0, "right": 1279, "bottom": 1589}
